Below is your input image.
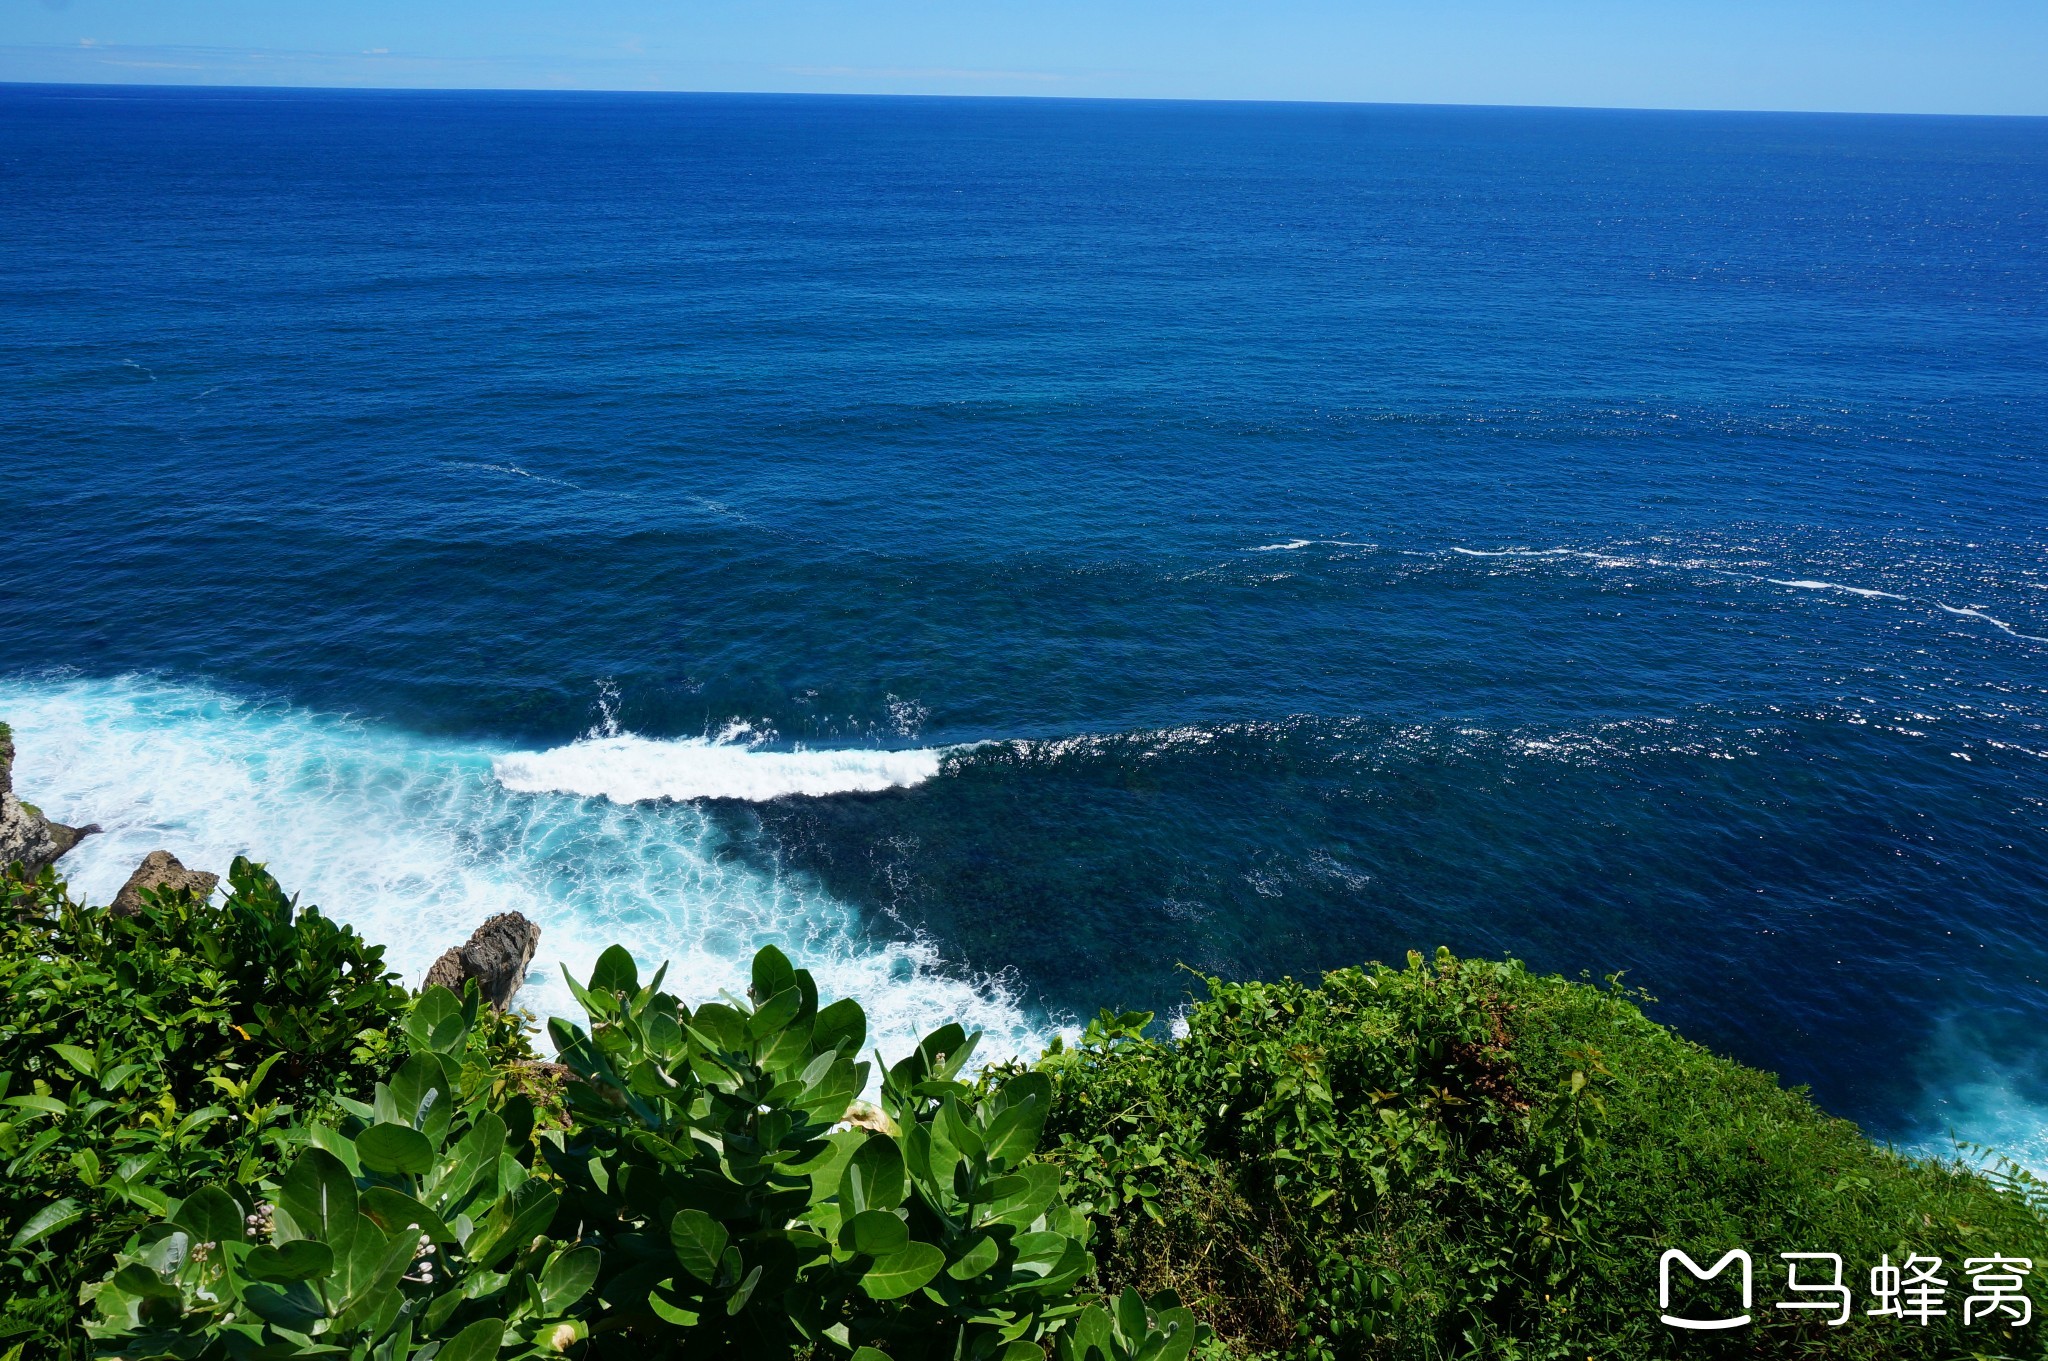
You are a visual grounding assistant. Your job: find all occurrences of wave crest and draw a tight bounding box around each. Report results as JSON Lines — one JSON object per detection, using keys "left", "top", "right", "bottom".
{"left": 493, "top": 734, "right": 947, "bottom": 803}
{"left": 0, "top": 674, "right": 1041, "bottom": 1073}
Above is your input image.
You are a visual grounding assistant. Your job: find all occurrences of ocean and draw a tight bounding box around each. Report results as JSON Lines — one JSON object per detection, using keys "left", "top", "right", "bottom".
{"left": 2, "top": 84, "right": 2044, "bottom": 1162}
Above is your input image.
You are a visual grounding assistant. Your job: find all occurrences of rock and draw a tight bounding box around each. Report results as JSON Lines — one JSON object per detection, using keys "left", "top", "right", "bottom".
{"left": 44, "top": 818, "right": 102, "bottom": 861}
{"left": 422, "top": 912, "right": 540, "bottom": 1011}
{"left": 0, "top": 790, "right": 61, "bottom": 877}
{"left": 0, "top": 723, "right": 99, "bottom": 877}
{"left": 110, "top": 850, "right": 220, "bottom": 916}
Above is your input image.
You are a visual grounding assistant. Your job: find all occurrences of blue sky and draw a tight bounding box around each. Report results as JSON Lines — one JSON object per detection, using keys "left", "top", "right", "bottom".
{"left": 3, "top": 0, "right": 2045, "bottom": 115}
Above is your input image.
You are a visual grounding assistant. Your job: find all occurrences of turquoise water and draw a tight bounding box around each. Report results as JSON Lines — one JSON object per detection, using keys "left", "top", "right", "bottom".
{"left": 2, "top": 86, "right": 2046, "bottom": 1159}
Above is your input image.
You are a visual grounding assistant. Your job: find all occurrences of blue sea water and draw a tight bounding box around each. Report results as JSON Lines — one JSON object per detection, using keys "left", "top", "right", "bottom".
{"left": 2, "top": 85, "right": 2046, "bottom": 1160}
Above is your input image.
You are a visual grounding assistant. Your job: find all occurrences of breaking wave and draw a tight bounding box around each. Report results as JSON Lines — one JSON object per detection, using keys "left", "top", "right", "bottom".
{"left": 0, "top": 673, "right": 1045, "bottom": 1069}
{"left": 493, "top": 733, "right": 948, "bottom": 804}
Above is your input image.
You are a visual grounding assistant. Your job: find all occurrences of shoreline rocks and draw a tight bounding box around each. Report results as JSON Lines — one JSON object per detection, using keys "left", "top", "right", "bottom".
{"left": 423, "top": 911, "right": 541, "bottom": 1011}
{"left": 110, "top": 850, "right": 221, "bottom": 917}
{"left": 0, "top": 723, "right": 99, "bottom": 877}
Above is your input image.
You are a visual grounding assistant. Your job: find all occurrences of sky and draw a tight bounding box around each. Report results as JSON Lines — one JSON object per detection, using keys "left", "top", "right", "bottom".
{"left": 2, "top": 0, "right": 2046, "bottom": 116}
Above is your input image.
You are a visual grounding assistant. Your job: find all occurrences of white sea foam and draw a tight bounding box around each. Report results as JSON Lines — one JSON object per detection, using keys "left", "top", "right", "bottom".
{"left": 1448, "top": 546, "right": 1639, "bottom": 568}
{"left": 493, "top": 733, "right": 947, "bottom": 804}
{"left": 1906, "top": 1019, "right": 2048, "bottom": 1175}
{"left": 1938, "top": 605, "right": 2048, "bottom": 642}
{"left": 1450, "top": 546, "right": 1573, "bottom": 558}
{"left": 1246, "top": 539, "right": 1373, "bottom": 553}
{"left": 438, "top": 459, "right": 579, "bottom": 489}
{"left": 1766, "top": 578, "right": 1908, "bottom": 600}
{"left": 1441, "top": 547, "right": 2044, "bottom": 645}
{"left": 0, "top": 675, "right": 1043, "bottom": 1072}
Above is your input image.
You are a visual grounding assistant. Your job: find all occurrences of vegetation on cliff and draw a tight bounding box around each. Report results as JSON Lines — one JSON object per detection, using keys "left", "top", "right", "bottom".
{"left": 2, "top": 854, "right": 2044, "bottom": 1360}
{"left": 1027, "top": 952, "right": 2048, "bottom": 1358}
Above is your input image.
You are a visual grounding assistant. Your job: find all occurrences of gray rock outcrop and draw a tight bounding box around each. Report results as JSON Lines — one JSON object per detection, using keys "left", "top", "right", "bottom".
{"left": 0, "top": 724, "right": 98, "bottom": 877}
{"left": 423, "top": 911, "right": 541, "bottom": 1011}
{"left": 110, "top": 850, "right": 221, "bottom": 917}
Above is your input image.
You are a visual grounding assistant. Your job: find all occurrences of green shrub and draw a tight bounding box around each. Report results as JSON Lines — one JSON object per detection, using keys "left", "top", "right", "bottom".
{"left": 539, "top": 942, "right": 1200, "bottom": 1359}
{"left": 83, "top": 944, "right": 1201, "bottom": 1361}
{"left": 19, "top": 851, "right": 2048, "bottom": 1361}
{"left": 86, "top": 982, "right": 587, "bottom": 1359}
{"left": 0, "top": 859, "right": 410, "bottom": 1359}
{"left": 1023, "top": 948, "right": 2048, "bottom": 1360}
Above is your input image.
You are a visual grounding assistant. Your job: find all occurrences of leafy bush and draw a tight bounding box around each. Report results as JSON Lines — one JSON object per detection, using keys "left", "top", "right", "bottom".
{"left": 0, "top": 859, "right": 410, "bottom": 1359}
{"left": 15, "top": 849, "right": 2048, "bottom": 1361}
{"left": 537, "top": 942, "right": 1202, "bottom": 1359}
{"left": 87, "top": 983, "right": 587, "bottom": 1359}
{"left": 1024, "top": 948, "right": 2048, "bottom": 1360}
{"left": 85, "top": 943, "right": 1203, "bottom": 1361}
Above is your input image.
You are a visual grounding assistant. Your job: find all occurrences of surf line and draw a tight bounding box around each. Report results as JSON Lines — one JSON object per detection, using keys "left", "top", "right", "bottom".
{"left": 1426, "top": 544, "right": 2044, "bottom": 645}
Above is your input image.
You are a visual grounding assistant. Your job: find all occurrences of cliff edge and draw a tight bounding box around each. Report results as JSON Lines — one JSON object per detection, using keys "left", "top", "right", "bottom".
{"left": 0, "top": 721, "right": 98, "bottom": 875}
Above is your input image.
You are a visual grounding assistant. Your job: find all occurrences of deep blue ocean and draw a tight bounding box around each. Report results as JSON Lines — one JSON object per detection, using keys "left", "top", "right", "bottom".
{"left": 2, "top": 84, "right": 2045, "bottom": 1160}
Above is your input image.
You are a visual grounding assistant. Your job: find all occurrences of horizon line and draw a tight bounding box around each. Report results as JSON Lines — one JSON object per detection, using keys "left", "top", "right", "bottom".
{"left": 5, "top": 78, "right": 2047, "bottom": 122}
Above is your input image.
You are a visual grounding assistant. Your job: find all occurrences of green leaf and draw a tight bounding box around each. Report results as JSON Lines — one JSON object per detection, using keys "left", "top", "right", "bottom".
{"left": 1012, "top": 1231, "right": 1072, "bottom": 1275}
{"left": 437, "top": 1316, "right": 506, "bottom": 1361}
{"left": 425, "top": 1282, "right": 468, "bottom": 1333}
{"left": 4, "top": 1094, "right": 68, "bottom": 1116}
{"left": 861, "top": 1241, "right": 945, "bottom": 1300}
{"left": 172, "top": 1185, "right": 244, "bottom": 1245}
{"left": 725, "top": 1263, "right": 764, "bottom": 1315}
{"left": 276, "top": 1147, "right": 359, "bottom": 1252}
{"left": 1147, "top": 1304, "right": 1201, "bottom": 1361}
{"left": 243, "top": 1279, "right": 326, "bottom": 1331}
{"left": 110, "top": 1262, "right": 183, "bottom": 1303}
{"left": 403, "top": 986, "right": 470, "bottom": 1054}
{"left": 385, "top": 1053, "right": 455, "bottom": 1147}
{"left": 935, "top": 1097, "right": 983, "bottom": 1160}
{"left": 50, "top": 1043, "right": 97, "bottom": 1078}
{"left": 748, "top": 986, "right": 805, "bottom": 1040}
{"left": 465, "top": 1178, "right": 556, "bottom": 1269}
{"left": 540, "top": 1245, "right": 601, "bottom": 1312}
{"left": 100, "top": 1061, "right": 146, "bottom": 1091}
{"left": 750, "top": 944, "right": 797, "bottom": 1005}
{"left": 1116, "top": 1287, "right": 1146, "bottom": 1343}
{"left": 983, "top": 1073, "right": 1052, "bottom": 1168}
{"left": 362, "top": 1186, "right": 454, "bottom": 1244}
{"left": 357, "top": 1123, "right": 436, "bottom": 1176}
{"left": 1068, "top": 1304, "right": 1114, "bottom": 1359}
{"left": 244, "top": 1240, "right": 336, "bottom": 1282}
{"left": 9, "top": 1198, "right": 82, "bottom": 1250}
{"left": 560, "top": 965, "right": 614, "bottom": 1022}
{"left": 847, "top": 1209, "right": 908, "bottom": 1256}
{"left": 849, "top": 1349, "right": 893, "bottom": 1361}
{"left": 589, "top": 944, "right": 640, "bottom": 998}
{"left": 1025, "top": 1238, "right": 1090, "bottom": 1297}
{"left": 841, "top": 1133, "right": 907, "bottom": 1213}
{"left": 685, "top": 1002, "right": 747, "bottom": 1054}
{"left": 309, "top": 1123, "right": 364, "bottom": 1178}
{"left": 813, "top": 997, "right": 867, "bottom": 1057}
{"left": 331, "top": 1217, "right": 418, "bottom": 1332}
{"left": 919, "top": 1023, "right": 967, "bottom": 1065}
{"left": 981, "top": 1164, "right": 1061, "bottom": 1230}
{"left": 947, "top": 1232, "right": 1000, "bottom": 1280}
{"left": 174, "top": 1105, "right": 227, "bottom": 1139}
{"left": 670, "top": 1208, "right": 729, "bottom": 1284}
{"left": 429, "top": 1110, "right": 506, "bottom": 1208}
